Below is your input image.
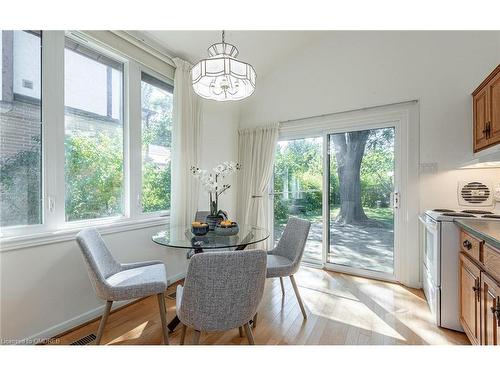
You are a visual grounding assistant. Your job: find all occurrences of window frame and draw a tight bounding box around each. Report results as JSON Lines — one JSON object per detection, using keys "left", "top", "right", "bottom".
{"left": 0, "top": 31, "right": 174, "bottom": 242}
{"left": 0, "top": 30, "right": 44, "bottom": 236}
{"left": 63, "top": 34, "right": 128, "bottom": 224}
{"left": 138, "top": 67, "right": 174, "bottom": 218}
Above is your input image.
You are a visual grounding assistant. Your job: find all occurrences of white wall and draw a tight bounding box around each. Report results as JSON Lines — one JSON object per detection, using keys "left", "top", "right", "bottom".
{"left": 196, "top": 101, "right": 240, "bottom": 219}
{"left": 239, "top": 31, "right": 500, "bottom": 211}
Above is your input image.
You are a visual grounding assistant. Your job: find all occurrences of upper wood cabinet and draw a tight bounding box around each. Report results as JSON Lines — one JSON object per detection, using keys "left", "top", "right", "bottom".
{"left": 472, "top": 64, "right": 500, "bottom": 153}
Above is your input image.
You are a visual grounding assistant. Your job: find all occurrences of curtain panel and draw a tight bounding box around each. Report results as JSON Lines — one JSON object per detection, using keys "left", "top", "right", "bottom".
{"left": 170, "top": 58, "right": 202, "bottom": 226}
{"left": 236, "top": 124, "right": 279, "bottom": 240}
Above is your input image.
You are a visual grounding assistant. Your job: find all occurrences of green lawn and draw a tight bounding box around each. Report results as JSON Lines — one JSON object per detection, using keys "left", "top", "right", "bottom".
{"left": 276, "top": 206, "right": 393, "bottom": 228}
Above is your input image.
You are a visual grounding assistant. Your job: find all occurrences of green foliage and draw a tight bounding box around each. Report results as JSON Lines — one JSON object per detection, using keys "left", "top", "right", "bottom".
{"left": 299, "top": 172, "right": 322, "bottom": 212}
{"left": 273, "top": 128, "right": 395, "bottom": 226}
{"left": 65, "top": 133, "right": 124, "bottom": 221}
{"left": 141, "top": 81, "right": 172, "bottom": 148}
{"left": 1, "top": 82, "right": 173, "bottom": 226}
{"left": 273, "top": 139, "right": 323, "bottom": 223}
{"left": 0, "top": 136, "right": 41, "bottom": 226}
{"left": 360, "top": 128, "right": 394, "bottom": 207}
{"left": 273, "top": 196, "right": 289, "bottom": 223}
{"left": 142, "top": 161, "right": 171, "bottom": 212}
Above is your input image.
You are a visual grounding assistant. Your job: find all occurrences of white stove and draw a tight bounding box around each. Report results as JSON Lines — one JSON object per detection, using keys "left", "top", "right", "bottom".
{"left": 420, "top": 208, "right": 499, "bottom": 331}
{"left": 425, "top": 208, "right": 500, "bottom": 222}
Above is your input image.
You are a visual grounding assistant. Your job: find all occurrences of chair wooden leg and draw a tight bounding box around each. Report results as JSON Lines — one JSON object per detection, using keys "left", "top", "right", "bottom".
{"left": 238, "top": 326, "right": 244, "bottom": 337}
{"left": 192, "top": 330, "right": 201, "bottom": 345}
{"left": 157, "top": 293, "right": 170, "bottom": 345}
{"left": 180, "top": 324, "right": 187, "bottom": 345}
{"left": 290, "top": 274, "right": 307, "bottom": 319}
{"left": 252, "top": 313, "right": 258, "bottom": 328}
{"left": 95, "top": 300, "right": 113, "bottom": 345}
{"left": 279, "top": 277, "right": 285, "bottom": 295}
{"left": 243, "top": 323, "right": 255, "bottom": 345}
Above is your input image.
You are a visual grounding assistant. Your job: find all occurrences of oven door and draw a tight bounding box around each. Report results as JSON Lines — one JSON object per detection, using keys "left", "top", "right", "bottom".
{"left": 419, "top": 214, "right": 440, "bottom": 286}
{"left": 423, "top": 264, "right": 440, "bottom": 325}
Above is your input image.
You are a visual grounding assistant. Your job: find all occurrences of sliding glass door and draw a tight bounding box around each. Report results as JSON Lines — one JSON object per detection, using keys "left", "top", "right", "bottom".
{"left": 327, "top": 127, "right": 395, "bottom": 276}
{"left": 272, "top": 137, "right": 323, "bottom": 265}
{"left": 271, "top": 125, "right": 398, "bottom": 279}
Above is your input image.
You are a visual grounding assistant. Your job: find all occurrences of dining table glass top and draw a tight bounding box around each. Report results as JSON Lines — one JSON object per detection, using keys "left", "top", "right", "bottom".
{"left": 152, "top": 224, "right": 270, "bottom": 250}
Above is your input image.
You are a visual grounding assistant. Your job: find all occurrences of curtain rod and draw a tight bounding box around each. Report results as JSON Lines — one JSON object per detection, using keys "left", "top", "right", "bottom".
{"left": 279, "top": 100, "right": 419, "bottom": 126}
{"left": 110, "top": 31, "right": 176, "bottom": 68}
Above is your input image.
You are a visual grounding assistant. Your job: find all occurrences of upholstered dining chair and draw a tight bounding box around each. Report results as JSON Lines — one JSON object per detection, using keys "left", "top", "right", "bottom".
{"left": 76, "top": 228, "right": 170, "bottom": 345}
{"left": 257, "top": 217, "right": 311, "bottom": 323}
{"left": 176, "top": 250, "right": 267, "bottom": 345}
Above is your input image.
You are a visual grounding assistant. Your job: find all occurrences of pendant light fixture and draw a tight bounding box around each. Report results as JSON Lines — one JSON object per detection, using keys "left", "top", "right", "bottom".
{"left": 191, "top": 31, "right": 256, "bottom": 101}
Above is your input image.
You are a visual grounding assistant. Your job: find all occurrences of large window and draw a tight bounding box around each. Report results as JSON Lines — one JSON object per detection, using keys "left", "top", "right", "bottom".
{"left": 0, "top": 31, "right": 175, "bottom": 239}
{"left": 64, "top": 38, "right": 124, "bottom": 221}
{"left": 0, "top": 31, "right": 42, "bottom": 227}
{"left": 141, "top": 72, "right": 173, "bottom": 213}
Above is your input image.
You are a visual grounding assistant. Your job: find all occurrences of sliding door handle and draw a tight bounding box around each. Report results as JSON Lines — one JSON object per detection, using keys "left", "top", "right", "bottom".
{"left": 391, "top": 192, "right": 400, "bottom": 209}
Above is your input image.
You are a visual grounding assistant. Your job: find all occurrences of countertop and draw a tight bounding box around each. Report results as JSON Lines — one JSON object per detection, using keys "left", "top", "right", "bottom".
{"left": 454, "top": 219, "right": 500, "bottom": 249}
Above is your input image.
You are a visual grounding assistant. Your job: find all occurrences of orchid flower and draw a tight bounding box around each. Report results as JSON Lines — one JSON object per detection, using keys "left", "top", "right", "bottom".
{"left": 190, "top": 162, "right": 241, "bottom": 215}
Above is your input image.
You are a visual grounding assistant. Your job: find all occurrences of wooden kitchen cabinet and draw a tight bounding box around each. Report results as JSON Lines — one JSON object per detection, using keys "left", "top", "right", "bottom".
{"left": 459, "top": 228, "right": 500, "bottom": 345}
{"left": 472, "top": 64, "right": 500, "bottom": 153}
{"left": 460, "top": 253, "right": 481, "bottom": 344}
{"left": 481, "top": 273, "right": 500, "bottom": 345}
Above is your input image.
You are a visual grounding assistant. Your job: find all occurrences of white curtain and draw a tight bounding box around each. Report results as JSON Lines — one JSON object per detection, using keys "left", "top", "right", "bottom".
{"left": 236, "top": 124, "right": 279, "bottom": 234}
{"left": 170, "top": 58, "right": 202, "bottom": 226}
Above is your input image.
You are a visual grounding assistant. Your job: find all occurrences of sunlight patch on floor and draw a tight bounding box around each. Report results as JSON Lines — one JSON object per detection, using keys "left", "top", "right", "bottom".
{"left": 107, "top": 321, "right": 149, "bottom": 344}
{"left": 306, "top": 288, "right": 406, "bottom": 341}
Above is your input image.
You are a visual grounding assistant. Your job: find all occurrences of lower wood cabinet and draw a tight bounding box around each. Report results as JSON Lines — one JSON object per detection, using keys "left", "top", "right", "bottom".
{"left": 460, "top": 253, "right": 481, "bottom": 344}
{"left": 482, "top": 273, "right": 500, "bottom": 345}
{"left": 459, "top": 229, "right": 500, "bottom": 345}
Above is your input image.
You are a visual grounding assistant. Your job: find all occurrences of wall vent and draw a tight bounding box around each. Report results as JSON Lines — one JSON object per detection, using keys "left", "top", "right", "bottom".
{"left": 70, "top": 333, "right": 96, "bottom": 345}
{"left": 22, "top": 79, "right": 33, "bottom": 90}
{"left": 458, "top": 181, "right": 493, "bottom": 206}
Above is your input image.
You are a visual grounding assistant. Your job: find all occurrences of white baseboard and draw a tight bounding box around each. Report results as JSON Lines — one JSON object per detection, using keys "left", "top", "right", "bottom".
{"left": 17, "top": 271, "right": 186, "bottom": 345}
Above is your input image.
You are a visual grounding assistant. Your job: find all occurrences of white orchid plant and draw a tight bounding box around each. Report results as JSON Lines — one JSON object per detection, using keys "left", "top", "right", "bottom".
{"left": 190, "top": 161, "right": 241, "bottom": 217}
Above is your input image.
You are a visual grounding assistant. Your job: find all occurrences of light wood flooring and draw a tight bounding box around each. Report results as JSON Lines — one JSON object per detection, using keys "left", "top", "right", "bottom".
{"left": 53, "top": 267, "right": 469, "bottom": 345}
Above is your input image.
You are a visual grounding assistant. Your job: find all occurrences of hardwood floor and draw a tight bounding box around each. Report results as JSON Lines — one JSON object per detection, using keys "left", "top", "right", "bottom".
{"left": 53, "top": 267, "right": 469, "bottom": 345}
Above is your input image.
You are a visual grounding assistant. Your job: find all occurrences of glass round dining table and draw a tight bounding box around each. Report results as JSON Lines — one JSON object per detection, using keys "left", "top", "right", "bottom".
{"left": 152, "top": 224, "right": 270, "bottom": 258}
{"left": 151, "top": 224, "right": 269, "bottom": 332}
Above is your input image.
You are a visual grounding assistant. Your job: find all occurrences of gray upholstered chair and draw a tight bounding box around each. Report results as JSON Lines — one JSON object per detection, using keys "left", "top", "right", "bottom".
{"left": 176, "top": 250, "right": 267, "bottom": 345}
{"left": 76, "top": 227, "right": 170, "bottom": 345}
{"left": 260, "top": 217, "right": 311, "bottom": 321}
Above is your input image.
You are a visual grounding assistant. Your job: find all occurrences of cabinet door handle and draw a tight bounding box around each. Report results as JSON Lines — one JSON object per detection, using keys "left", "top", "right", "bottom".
{"left": 462, "top": 240, "right": 472, "bottom": 250}
{"left": 491, "top": 296, "right": 500, "bottom": 327}
{"left": 486, "top": 121, "right": 491, "bottom": 138}
{"left": 472, "top": 280, "right": 480, "bottom": 302}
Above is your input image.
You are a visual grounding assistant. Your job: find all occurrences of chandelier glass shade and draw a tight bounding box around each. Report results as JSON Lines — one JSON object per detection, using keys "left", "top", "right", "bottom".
{"left": 191, "top": 32, "right": 256, "bottom": 101}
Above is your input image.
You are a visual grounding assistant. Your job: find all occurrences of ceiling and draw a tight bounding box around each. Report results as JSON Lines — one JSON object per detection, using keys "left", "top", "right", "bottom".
{"left": 129, "top": 30, "right": 329, "bottom": 76}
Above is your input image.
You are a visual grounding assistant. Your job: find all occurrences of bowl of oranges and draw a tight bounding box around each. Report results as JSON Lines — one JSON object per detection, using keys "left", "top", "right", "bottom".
{"left": 191, "top": 221, "right": 209, "bottom": 236}
{"left": 214, "top": 220, "right": 239, "bottom": 236}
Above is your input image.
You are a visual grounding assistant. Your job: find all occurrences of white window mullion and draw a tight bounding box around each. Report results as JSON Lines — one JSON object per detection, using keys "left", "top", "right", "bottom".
{"left": 41, "top": 31, "right": 66, "bottom": 230}
{"left": 127, "top": 61, "right": 142, "bottom": 220}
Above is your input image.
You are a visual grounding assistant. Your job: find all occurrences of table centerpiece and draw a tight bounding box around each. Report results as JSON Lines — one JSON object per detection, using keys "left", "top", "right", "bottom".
{"left": 190, "top": 161, "right": 240, "bottom": 230}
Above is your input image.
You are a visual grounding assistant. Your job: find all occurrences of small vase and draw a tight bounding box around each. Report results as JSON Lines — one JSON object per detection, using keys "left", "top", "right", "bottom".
{"left": 206, "top": 214, "right": 223, "bottom": 230}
